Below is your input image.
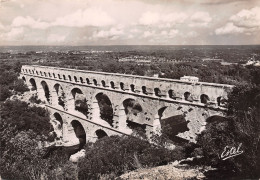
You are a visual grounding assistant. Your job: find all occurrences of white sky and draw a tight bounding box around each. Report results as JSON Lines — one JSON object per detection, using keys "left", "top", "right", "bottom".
{"left": 0, "top": 0, "right": 259, "bottom": 45}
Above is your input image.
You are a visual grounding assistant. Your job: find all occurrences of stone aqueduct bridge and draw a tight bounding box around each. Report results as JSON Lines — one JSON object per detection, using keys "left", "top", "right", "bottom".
{"left": 20, "top": 65, "right": 233, "bottom": 144}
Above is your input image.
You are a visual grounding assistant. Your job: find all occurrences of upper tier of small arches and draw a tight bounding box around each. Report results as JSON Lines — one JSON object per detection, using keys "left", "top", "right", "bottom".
{"left": 23, "top": 68, "right": 179, "bottom": 99}
{"left": 21, "top": 65, "right": 233, "bottom": 104}
{"left": 22, "top": 65, "right": 234, "bottom": 87}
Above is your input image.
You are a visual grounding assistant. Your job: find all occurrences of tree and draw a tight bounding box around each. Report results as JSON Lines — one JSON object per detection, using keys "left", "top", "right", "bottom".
{"left": 12, "top": 79, "right": 29, "bottom": 93}
{"left": 226, "top": 85, "right": 260, "bottom": 177}
{"left": 13, "top": 61, "right": 22, "bottom": 73}
{"left": 196, "top": 84, "right": 260, "bottom": 178}
{"left": 0, "top": 86, "right": 12, "bottom": 101}
{"left": 0, "top": 100, "right": 53, "bottom": 139}
{"left": 0, "top": 130, "right": 75, "bottom": 180}
{"left": 0, "top": 71, "right": 17, "bottom": 86}
{"left": 0, "top": 100, "right": 75, "bottom": 180}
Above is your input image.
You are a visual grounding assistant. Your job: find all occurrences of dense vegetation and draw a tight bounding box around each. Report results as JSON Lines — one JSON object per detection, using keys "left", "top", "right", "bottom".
{"left": 0, "top": 100, "right": 53, "bottom": 136}
{"left": 78, "top": 136, "right": 185, "bottom": 179}
{"left": 0, "top": 100, "right": 72, "bottom": 179}
{"left": 0, "top": 61, "right": 29, "bottom": 101}
{"left": 195, "top": 84, "right": 260, "bottom": 178}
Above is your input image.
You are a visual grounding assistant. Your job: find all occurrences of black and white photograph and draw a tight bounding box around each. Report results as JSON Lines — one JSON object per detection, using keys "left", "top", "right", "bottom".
{"left": 0, "top": 0, "right": 259, "bottom": 179}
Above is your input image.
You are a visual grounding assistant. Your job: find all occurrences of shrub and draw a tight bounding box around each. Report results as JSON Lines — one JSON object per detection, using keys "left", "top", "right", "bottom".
{"left": 78, "top": 135, "right": 185, "bottom": 179}
{"left": 12, "top": 79, "right": 29, "bottom": 93}
{"left": 196, "top": 118, "right": 237, "bottom": 166}
{"left": 29, "top": 94, "right": 42, "bottom": 104}
{"left": 0, "top": 130, "right": 75, "bottom": 180}
{"left": 1, "top": 130, "right": 46, "bottom": 179}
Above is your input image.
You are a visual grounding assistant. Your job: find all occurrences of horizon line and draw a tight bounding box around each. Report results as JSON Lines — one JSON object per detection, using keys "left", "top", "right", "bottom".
{"left": 0, "top": 44, "right": 260, "bottom": 47}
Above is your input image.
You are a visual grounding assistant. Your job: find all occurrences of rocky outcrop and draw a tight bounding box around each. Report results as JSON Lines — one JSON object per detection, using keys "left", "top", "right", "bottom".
{"left": 119, "top": 164, "right": 205, "bottom": 180}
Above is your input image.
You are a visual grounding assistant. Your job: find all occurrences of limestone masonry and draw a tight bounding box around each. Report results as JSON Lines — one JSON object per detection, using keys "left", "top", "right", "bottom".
{"left": 20, "top": 65, "right": 233, "bottom": 144}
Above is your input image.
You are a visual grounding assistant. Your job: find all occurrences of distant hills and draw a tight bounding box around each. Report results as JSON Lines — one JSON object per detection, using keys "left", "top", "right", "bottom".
{"left": 0, "top": 45, "right": 259, "bottom": 53}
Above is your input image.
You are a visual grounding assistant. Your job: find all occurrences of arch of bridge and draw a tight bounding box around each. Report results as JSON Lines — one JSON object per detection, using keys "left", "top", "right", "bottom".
{"left": 52, "top": 83, "right": 65, "bottom": 101}
{"left": 29, "top": 77, "right": 37, "bottom": 88}
{"left": 67, "top": 85, "right": 86, "bottom": 98}
{"left": 90, "top": 89, "right": 115, "bottom": 106}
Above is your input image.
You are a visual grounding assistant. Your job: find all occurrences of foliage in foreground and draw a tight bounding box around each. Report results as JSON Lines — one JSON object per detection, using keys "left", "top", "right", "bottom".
{"left": 78, "top": 135, "right": 185, "bottom": 179}
{"left": 0, "top": 130, "right": 76, "bottom": 180}
{"left": 196, "top": 84, "right": 260, "bottom": 178}
{"left": 0, "top": 100, "right": 75, "bottom": 180}
{"left": 0, "top": 100, "right": 53, "bottom": 138}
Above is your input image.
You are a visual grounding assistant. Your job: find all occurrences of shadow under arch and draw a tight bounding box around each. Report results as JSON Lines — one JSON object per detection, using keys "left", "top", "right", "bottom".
{"left": 201, "top": 94, "right": 210, "bottom": 104}
{"left": 95, "top": 92, "right": 113, "bottom": 126}
{"left": 41, "top": 81, "right": 50, "bottom": 103}
{"left": 184, "top": 91, "right": 192, "bottom": 102}
{"left": 53, "top": 112, "right": 63, "bottom": 125}
{"left": 68, "top": 87, "right": 89, "bottom": 117}
{"left": 95, "top": 129, "right": 108, "bottom": 139}
{"left": 206, "top": 115, "right": 227, "bottom": 124}
{"left": 154, "top": 87, "right": 161, "bottom": 97}
{"left": 53, "top": 83, "right": 66, "bottom": 109}
{"left": 22, "top": 76, "right": 26, "bottom": 82}
{"left": 168, "top": 89, "right": 177, "bottom": 99}
{"left": 71, "top": 120, "right": 86, "bottom": 149}
{"left": 123, "top": 98, "right": 143, "bottom": 115}
{"left": 101, "top": 80, "right": 106, "bottom": 87}
{"left": 157, "top": 106, "right": 190, "bottom": 144}
{"left": 122, "top": 98, "right": 146, "bottom": 135}
{"left": 217, "top": 96, "right": 227, "bottom": 107}
{"left": 52, "top": 112, "right": 63, "bottom": 138}
{"left": 29, "top": 78, "right": 37, "bottom": 91}
{"left": 110, "top": 81, "right": 115, "bottom": 89}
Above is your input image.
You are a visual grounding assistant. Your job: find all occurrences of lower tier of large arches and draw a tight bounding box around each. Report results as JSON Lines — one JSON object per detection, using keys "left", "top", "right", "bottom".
{"left": 48, "top": 103, "right": 225, "bottom": 145}
{"left": 48, "top": 106, "right": 130, "bottom": 146}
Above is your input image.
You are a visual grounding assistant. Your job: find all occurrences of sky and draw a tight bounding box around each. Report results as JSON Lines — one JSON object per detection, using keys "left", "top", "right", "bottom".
{"left": 0, "top": 0, "right": 259, "bottom": 45}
